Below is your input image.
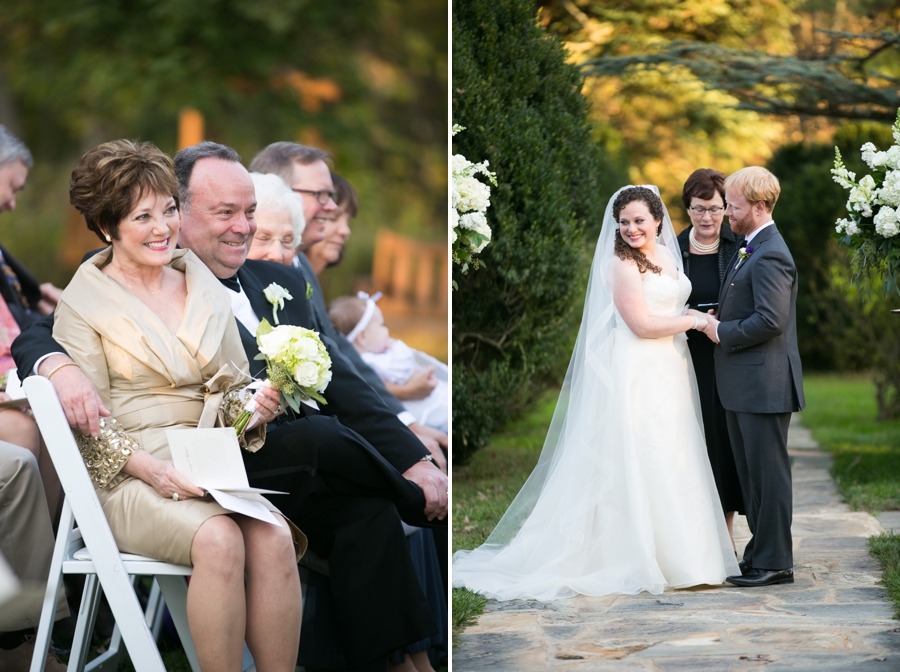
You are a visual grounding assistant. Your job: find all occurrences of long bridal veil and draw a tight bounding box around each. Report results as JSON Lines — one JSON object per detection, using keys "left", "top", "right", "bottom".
{"left": 452, "top": 185, "right": 733, "bottom": 601}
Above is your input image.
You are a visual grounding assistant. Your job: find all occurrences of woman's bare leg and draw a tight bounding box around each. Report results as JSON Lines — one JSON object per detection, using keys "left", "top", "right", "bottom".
{"left": 725, "top": 511, "right": 736, "bottom": 553}
{"left": 236, "top": 515, "right": 302, "bottom": 672}
{"left": 410, "top": 651, "right": 435, "bottom": 672}
{"left": 188, "top": 515, "right": 247, "bottom": 672}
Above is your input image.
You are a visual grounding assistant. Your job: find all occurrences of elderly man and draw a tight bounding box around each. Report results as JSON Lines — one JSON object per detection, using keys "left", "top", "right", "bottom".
{"left": 0, "top": 126, "right": 62, "bottom": 323}
{"left": 248, "top": 143, "right": 448, "bottom": 459}
{"left": 13, "top": 141, "right": 446, "bottom": 672}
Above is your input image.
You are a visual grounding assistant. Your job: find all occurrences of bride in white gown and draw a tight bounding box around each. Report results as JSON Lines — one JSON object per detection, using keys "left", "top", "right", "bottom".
{"left": 452, "top": 185, "right": 740, "bottom": 602}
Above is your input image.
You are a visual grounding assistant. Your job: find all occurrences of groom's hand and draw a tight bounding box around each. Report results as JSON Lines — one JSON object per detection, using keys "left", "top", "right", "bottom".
{"left": 701, "top": 309, "right": 721, "bottom": 344}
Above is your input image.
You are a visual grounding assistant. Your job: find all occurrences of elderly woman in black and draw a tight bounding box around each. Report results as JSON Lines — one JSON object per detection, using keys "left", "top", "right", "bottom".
{"left": 677, "top": 168, "right": 744, "bottom": 550}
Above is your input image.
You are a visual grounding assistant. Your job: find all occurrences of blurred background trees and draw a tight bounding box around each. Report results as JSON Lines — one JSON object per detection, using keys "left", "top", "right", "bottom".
{"left": 454, "top": 0, "right": 900, "bottom": 459}
{"left": 0, "top": 0, "right": 447, "bottom": 319}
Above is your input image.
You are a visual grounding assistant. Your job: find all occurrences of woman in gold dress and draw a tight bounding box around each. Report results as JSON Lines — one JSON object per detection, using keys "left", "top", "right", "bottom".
{"left": 55, "top": 139, "right": 305, "bottom": 672}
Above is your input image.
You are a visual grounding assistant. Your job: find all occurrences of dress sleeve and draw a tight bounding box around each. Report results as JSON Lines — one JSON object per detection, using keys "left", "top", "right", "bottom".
{"left": 53, "top": 300, "right": 142, "bottom": 488}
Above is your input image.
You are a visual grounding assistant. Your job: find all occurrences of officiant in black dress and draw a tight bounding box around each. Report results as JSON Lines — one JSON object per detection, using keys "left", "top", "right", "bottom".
{"left": 677, "top": 168, "right": 744, "bottom": 549}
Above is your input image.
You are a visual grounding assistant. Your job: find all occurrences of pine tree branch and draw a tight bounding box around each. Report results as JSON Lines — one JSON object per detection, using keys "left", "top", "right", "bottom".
{"left": 582, "top": 36, "right": 900, "bottom": 122}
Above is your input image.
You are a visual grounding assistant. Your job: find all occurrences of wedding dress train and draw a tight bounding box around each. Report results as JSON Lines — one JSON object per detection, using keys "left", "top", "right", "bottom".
{"left": 452, "top": 269, "right": 740, "bottom": 601}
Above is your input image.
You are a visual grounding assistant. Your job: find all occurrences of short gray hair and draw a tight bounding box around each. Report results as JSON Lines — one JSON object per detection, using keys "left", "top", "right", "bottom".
{"left": 174, "top": 141, "right": 242, "bottom": 212}
{"left": 249, "top": 172, "right": 306, "bottom": 243}
{"left": 0, "top": 126, "right": 33, "bottom": 169}
{"left": 248, "top": 142, "right": 331, "bottom": 183}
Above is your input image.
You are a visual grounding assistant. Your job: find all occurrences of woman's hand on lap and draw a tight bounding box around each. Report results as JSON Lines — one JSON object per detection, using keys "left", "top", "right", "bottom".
{"left": 125, "top": 451, "right": 205, "bottom": 500}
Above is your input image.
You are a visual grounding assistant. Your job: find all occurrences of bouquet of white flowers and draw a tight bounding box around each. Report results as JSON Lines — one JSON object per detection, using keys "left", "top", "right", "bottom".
{"left": 232, "top": 319, "right": 333, "bottom": 435}
{"left": 832, "top": 110, "right": 900, "bottom": 295}
{"left": 452, "top": 124, "right": 497, "bottom": 284}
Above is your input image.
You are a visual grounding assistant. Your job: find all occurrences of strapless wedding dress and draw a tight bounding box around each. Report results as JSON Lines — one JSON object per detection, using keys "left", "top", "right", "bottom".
{"left": 453, "top": 271, "right": 739, "bottom": 601}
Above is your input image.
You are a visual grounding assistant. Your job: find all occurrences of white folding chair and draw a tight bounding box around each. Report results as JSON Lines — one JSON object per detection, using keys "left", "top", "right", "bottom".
{"left": 24, "top": 376, "right": 258, "bottom": 672}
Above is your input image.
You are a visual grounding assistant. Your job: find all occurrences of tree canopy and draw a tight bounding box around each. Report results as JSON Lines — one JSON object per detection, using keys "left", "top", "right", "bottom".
{"left": 0, "top": 0, "right": 447, "bottom": 292}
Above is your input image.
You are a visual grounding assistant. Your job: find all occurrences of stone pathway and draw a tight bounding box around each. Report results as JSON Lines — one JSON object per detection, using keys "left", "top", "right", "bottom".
{"left": 454, "top": 415, "right": 900, "bottom": 670}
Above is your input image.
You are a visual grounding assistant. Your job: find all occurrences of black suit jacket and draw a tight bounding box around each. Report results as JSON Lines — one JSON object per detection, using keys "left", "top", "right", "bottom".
{"left": 12, "top": 257, "right": 429, "bottom": 475}
{"left": 292, "top": 252, "right": 407, "bottom": 417}
{"left": 0, "top": 244, "right": 43, "bottom": 329}
{"left": 237, "top": 260, "right": 428, "bottom": 474}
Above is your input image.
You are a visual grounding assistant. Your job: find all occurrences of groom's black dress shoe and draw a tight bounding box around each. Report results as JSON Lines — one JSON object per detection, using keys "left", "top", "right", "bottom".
{"left": 738, "top": 559, "right": 751, "bottom": 576}
{"left": 726, "top": 568, "right": 793, "bottom": 587}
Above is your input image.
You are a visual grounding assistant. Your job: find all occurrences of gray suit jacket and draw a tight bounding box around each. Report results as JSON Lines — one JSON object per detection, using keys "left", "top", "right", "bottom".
{"left": 714, "top": 224, "right": 805, "bottom": 414}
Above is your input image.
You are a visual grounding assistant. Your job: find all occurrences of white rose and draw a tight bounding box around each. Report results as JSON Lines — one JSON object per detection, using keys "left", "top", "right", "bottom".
{"left": 316, "top": 368, "right": 333, "bottom": 392}
{"left": 293, "top": 361, "right": 320, "bottom": 387}
{"left": 258, "top": 328, "right": 294, "bottom": 359}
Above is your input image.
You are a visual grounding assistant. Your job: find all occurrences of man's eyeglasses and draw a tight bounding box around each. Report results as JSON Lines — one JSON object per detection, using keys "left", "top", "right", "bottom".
{"left": 293, "top": 188, "right": 337, "bottom": 205}
{"left": 689, "top": 206, "right": 725, "bottom": 215}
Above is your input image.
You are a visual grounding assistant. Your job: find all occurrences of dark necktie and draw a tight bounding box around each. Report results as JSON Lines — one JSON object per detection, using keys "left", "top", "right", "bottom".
{"left": 0, "top": 253, "right": 28, "bottom": 309}
{"left": 219, "top": 275, "right": 241, "bottom": 292}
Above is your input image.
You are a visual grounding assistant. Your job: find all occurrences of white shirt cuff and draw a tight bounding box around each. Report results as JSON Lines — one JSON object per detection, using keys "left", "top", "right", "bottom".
{"left": 715, "top": 325, "right": 720, "bottom": 342}
{"left": 33, "top": 352, "right": 67, "bottom": 377}
{"left": 398, "top": 411, "right": 416, "bottom": 426}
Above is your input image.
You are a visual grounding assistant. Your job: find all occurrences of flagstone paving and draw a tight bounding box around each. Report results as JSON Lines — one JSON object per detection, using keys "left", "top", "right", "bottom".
{"left": 454, "top": 415, "right": 900, "bottom": 670}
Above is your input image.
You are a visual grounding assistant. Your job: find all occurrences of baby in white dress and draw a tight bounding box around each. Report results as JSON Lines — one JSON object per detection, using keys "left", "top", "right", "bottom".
{"left": 329, "top": 293, "right": 448, "bottom": 433}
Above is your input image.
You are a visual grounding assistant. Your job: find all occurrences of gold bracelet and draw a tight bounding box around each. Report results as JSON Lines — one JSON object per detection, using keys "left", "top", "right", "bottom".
{"left": 46, "top": 361, "right": 81, "bottom": 379}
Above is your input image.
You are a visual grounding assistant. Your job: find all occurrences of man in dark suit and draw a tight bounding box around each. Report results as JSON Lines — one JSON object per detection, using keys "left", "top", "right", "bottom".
{"left": 697, "top": 166, "right": 805, "bottom": 588}
{"left": 248, "top": 143, "right": 448, "bottom": 458}
{"left": 13, "top": 142, "right": 447, "bottom": 671}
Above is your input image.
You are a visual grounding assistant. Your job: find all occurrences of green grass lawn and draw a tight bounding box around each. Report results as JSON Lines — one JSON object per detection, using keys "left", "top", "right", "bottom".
{"left": 452, "top": 373, "right": 900, "bottom": 633}
{"left": 802, "top": 373, "right": 900, "bottom": 512}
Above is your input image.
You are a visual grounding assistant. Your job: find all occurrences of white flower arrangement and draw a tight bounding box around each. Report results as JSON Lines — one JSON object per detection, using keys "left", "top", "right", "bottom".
{"left": 452, "top": 124, "right": 497, "bottom": 285}
{"left": 832, "top": 109, "right": 900, "bottom": 296}
{"left": 232, "top": 319, "right": 333, "bottom": 435}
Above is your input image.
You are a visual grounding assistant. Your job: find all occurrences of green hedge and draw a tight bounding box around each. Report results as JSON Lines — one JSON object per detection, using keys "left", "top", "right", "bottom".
{"left": 451, "top": 0, "right": 625, "bottom": 462}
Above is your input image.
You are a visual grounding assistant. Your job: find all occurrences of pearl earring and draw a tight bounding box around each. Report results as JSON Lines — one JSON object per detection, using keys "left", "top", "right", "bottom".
{"left": 104, "top": 234, "right": 111, "bottom": 242}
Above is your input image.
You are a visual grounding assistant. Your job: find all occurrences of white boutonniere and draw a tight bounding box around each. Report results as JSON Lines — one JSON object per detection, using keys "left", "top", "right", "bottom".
{"left": 734, "top": 244, "right": 755, "bottom": 271}
{"left": 263, "top": 283, "right": 293, "bottom": 325}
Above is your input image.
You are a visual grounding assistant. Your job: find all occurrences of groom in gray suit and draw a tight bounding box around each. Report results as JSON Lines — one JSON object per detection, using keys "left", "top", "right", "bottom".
{"left": 697, "top": 166, "right": 805, "bottom": 587}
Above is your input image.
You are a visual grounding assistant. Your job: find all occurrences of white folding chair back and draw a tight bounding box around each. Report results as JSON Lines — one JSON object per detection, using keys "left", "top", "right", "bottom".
{"left": 25, "top": 376, "right": 201, "bottom": 672}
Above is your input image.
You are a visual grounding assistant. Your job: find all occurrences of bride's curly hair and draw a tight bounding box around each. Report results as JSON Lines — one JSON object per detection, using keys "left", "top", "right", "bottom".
{"left": 612, "top": 186, "right": 664, "bottom": 275}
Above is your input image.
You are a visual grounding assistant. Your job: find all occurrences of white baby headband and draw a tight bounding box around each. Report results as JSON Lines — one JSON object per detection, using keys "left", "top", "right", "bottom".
{"left": 346, "top": 291, "right": 383, "bottom": 342}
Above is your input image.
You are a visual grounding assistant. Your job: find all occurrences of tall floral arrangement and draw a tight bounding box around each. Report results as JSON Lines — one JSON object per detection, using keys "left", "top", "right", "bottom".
{"left": 832, "top": 110, "right": 900, "bottom": 296}
{"left": 452, "top": 124, "right": 497, "bottom": 285}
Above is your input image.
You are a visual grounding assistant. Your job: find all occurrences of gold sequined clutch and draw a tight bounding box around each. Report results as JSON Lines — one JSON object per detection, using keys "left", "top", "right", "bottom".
{"left": 221, "top": 389, "right": 245, "bottom": 431}
{"left": 76, "top": 417, "right": 142, "bottom": 489}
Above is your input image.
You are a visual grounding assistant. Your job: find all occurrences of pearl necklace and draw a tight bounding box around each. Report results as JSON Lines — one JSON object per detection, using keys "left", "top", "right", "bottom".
{"left": 689, "top": 227, "right": 720, "bottom": 253}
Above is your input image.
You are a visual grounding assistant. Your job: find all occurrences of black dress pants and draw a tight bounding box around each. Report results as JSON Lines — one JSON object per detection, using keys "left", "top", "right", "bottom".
{"left": 243, "top": 414, "right": 438, "bottom": 669}
{"left": 726, "top": 410, "right": 793, "bottom": 571}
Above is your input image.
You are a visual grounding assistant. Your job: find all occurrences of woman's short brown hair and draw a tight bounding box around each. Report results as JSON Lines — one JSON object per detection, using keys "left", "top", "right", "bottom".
{"left": 681, "top": 169, "right": 726, "bottom": 209}
{"left": 70, "top": 139, "right": 178, "bottom": 243}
